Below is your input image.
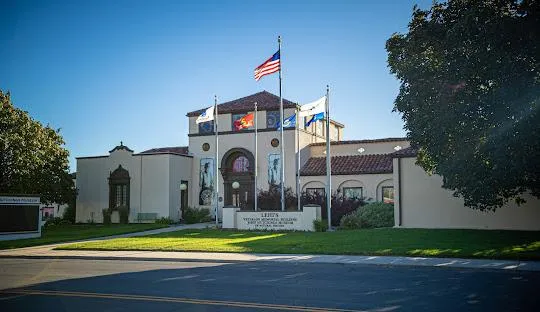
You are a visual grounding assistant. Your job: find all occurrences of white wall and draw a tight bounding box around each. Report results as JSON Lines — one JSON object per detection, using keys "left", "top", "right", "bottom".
{"left": 394, "top": 157, "right": 540, "bottom": 230}
{"left": 169, "top": 155, "right": 194, "bottom": 221}
{"left": 76, "top": 149, "right": 192, "bottom": 223}
{"left": 76, "top": 156, "right": 110, "bottom": 223}
{"left": 139, "top": 154, "right": 170, "bottom": 220}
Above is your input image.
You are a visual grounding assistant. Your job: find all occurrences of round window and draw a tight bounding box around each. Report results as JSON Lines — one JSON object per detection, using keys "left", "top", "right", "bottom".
{"left": 271, "top": 138, "right": 279, "bottom": 147}
{"left": 202, "top": 143, "right": 210, "bottom": 151}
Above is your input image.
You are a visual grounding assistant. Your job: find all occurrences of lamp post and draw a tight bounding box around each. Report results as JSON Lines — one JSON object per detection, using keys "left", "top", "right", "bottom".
{"left": 232, "top": 181, "right": 240, "bottom": 207}
{"left": 179, "top": 183, "right": 187, "bottom": 221}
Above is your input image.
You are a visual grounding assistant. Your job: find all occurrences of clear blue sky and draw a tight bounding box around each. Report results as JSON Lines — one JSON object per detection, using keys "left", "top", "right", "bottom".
{"left": 1, "top": 0, "right": 431, "bottom": 171}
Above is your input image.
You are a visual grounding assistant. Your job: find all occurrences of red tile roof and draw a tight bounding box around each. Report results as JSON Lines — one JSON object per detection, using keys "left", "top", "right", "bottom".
{"left": 186, "top": 91, "right": 297, "bottom": 117}
{"left": 300, "top": 154, "right": 393, "bottom": 176}
{"left": 309, "top": 137, "right": 407, "bottom": 147}
{"left": 138, "top": 146, "right": 190, "bottom": 156}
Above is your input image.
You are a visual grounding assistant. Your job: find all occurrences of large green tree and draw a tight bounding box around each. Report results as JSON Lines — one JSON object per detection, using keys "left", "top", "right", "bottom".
{"left": 386, "top": 0, "right": 539, "bottom": 210}
{"left": 0, "top": 90, "right": 75, "bottom": 205}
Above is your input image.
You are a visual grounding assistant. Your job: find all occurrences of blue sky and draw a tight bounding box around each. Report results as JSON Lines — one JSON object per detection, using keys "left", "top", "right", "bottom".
{"left": 1, "top": 0, "right": 432, "bottom": 171}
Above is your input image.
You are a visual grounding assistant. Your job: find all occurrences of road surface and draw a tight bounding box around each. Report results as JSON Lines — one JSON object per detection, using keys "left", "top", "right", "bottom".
{"left": 0, "top": 258, "right": 538, "bottom": 311}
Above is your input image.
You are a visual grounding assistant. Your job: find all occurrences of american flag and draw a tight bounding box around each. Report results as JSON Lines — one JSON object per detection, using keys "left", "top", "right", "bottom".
{"left": 254, "top": 51, "right": 280, "bottom": 81}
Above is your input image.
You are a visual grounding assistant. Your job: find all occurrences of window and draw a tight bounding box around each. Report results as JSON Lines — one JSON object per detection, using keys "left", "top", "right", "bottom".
{"left": 198, "top": 120, "right": 214, "bottom": 134}
{"left": 109, "top": 165, "right": 130, "bottom": 209}
{"left": 232, "top": 155, "right": 250, "bottom": 172}
{"left": 306, "top": 188, "right": 325, "bottom": 197}
{"left": 382, "top": 186, "right": 394, "bottom": 203}
{"left": 114, "top": 184, "right": 128, "bottom": 207}
{"left": 266, "top": 111, "right": 280, "bottom": 129}
{"left": 343, "top": 187, "right": 363, "bottom": 200}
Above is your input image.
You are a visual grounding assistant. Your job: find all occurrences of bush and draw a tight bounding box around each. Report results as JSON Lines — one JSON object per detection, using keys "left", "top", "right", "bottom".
{"left": 118, "top": 206, "right": 129, "bottom": 224}
{"left": 43, "top": 216, "right": 72, "bottom": 229}
{"left": 340, "top": 202, "right": 394, "bottom": 229}
{"left": 257, "top": 186, "right": 298, "bottom": 210}
{"left": 63, "top": 203, "right": 76, "bottom": 223}
{"left": 183, "top": 207, "right": 211, "bottom": 224}
{"left": 301, "top": 191, "right": 366, "bottom": 226}
{"left": 313, "top": 219, "right": 328, "bottom": 232}
{"left": 340, "top": 211, "right": 366, "bottom": 230}
{"left": 155, "top": 217, "right": 173, "bottom": 225}
{"left": 102, "top": 209, "right": 112, "bottom": 225}
{"left": 359, "top": 202, "right": 394, "bottom": 228}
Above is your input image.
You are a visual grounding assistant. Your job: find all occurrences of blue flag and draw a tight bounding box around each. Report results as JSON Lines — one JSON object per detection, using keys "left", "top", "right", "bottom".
{"left": 276, "top": 113, "right": 296, "bottom": 130}
{"left": 305, "top": 112, "right": 324, "bottom": 127}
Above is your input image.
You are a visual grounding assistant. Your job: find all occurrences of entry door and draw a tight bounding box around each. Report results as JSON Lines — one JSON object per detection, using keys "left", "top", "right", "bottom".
{"left": 225, "top": 179, "right": 254, "bottom": 210}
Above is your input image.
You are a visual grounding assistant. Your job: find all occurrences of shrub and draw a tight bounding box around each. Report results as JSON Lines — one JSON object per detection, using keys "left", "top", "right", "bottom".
{"left": 43, "top": 216, "right": 72, "bottom": 229}
{"left": 339, "top": 211, "right": 366, "bottom": 230}
{"left": 257, "top": 186, "right": 298, "bottom": 210}
{"left": 62, "top": 203, "right": 76, "bottom": 223}
{"left": 301, "top": 191, "right": 366, "bottom": 226}
{"left": 155, "top": 217, "right": 173, "bottom": 225}
{"left": 339, "top": 202, "right": 394, "bottom": 229}
{"left": 183, "top": 207, "right": 211, "bottom": 224}
{"left": 118, "top": 206, "right": 129, "bottom": 224}
{"left": 313, "top": 219, "right": 328, "bottom": 232}
{"left": 359, "top": 202, "right": 394, "bottom": 228}
{"left": 102, "top": 209, "right": 112, "bottom": 225}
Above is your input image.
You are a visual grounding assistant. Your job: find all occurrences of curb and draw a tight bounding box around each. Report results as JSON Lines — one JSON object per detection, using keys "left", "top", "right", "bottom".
{"left": 1, "top": 252, "right": 539, "bottom": 272}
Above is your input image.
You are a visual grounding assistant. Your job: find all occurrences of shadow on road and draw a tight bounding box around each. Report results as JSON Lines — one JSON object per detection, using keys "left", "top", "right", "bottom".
{"left": 0, "top": 259, "right": 539, "bottom": 311}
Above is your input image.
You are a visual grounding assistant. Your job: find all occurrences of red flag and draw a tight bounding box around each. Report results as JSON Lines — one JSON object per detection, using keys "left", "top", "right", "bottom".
{"left": 234, "top": 113, "right": 254, "bottom": 130}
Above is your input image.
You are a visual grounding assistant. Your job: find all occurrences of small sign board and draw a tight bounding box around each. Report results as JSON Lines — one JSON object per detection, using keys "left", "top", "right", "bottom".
{"left": 0, "top": 195, "right": 42, "bottom": 240}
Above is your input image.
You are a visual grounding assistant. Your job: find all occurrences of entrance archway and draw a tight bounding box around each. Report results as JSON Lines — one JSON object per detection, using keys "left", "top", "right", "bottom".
{"left": 220, "top": 148, "right": 255, "bottom": 210}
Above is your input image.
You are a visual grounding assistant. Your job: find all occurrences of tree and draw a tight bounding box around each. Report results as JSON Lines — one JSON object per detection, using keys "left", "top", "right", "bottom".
{"left": 0, "top": 90, "right": 75, "bottom": 205}
{"left": 386, "top": 0, "right": 539, "bottom": 210}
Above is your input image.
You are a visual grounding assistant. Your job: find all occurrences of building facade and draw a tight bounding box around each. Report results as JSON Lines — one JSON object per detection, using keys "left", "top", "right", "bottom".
{"left": 75, "top": 91, "right": 539, "bottom": 230}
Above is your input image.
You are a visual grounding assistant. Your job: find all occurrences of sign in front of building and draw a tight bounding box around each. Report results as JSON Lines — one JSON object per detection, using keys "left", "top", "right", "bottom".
{"left": 240, "top": 212, "right": 301, "bottom": 230}
{"left": 0, "top": 195, "right": 42, "bottom": 240}
{"left": 235, "top": 210, "right": 315, "bottom": 231}
{"left": 0, "top": 196, "right": 41, "bottom": 205}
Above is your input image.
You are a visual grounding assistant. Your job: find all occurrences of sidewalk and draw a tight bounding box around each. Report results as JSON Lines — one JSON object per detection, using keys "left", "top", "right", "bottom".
{"left": 1, "top": 235, "right": 539, "bottom": 272}
{"left": 0, "top": 222, "right": 213, "bottom": 253}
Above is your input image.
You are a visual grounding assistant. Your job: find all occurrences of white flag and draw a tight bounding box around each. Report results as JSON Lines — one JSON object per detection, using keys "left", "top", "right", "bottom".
{"left": 298, "top": 96, "right": 326, "bottom": 117}
{"left": 196, "top": 106, "right": 215, "bottom": 124}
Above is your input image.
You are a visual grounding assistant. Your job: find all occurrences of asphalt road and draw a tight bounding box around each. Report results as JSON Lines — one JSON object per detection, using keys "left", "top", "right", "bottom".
{"left": 0, "top": 258, "right": 538, "bottom": 311}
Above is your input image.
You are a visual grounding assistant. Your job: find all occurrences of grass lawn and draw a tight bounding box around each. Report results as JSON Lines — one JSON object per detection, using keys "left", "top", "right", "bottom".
{"left": 0, "top": 224, "right": 168, "bottom": 250}
{"left": 58, "top": 228, "right": 540, "bottom": 260}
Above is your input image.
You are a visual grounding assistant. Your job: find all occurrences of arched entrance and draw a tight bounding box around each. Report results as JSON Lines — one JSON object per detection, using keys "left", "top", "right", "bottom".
{"left": 220, "top": 148, "right": 255, "bottom": 210}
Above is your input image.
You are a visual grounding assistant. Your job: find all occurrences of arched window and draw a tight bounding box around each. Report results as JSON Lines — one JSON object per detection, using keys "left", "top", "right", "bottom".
{"left": 109, "top": 165, "right": 130, "bottom": 209}
{"left": 232, "top": 156, "right": 250, "bottom": 172}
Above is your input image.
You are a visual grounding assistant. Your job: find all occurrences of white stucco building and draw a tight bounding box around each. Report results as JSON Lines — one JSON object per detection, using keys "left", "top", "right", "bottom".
{"left": 76, "top": 91, "right": 539, "bottom": 230}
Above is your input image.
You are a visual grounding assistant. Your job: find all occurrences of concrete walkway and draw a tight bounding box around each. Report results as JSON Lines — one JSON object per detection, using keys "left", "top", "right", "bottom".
{"left": 1, "top": 223, "right": 539, "bottom": 272}
{"left": 0, "top": 222, "right": 214, "bottom": 253}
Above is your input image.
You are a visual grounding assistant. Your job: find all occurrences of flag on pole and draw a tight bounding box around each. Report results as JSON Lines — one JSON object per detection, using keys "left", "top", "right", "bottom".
{"left": 233, "top": 112, "right": 255, "bottom": 130}
{"left": 305, "top": 112, "right": 324, "bottom": 127}
{"left": 298, "top": 96, "right": 326, "bottom": 117}
{"left": 254, "top": 51, "right": 280, "bottom": 81}
{"left": 196, "top": 106, "right": 215, "bottom": 124}
{"left": 276, "top": 113, "right": 296, "bottom": 130}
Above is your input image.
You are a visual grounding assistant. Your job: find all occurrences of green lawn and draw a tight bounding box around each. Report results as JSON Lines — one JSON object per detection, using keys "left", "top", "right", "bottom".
{"left": 58, "top": 228, "right": 540, "bottom": 260}
{"left": 0, "top": 224, "right": 168, "bottom": 250}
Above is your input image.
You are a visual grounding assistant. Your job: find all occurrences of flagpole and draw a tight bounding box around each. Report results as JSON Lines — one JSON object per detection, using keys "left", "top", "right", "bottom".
{"left": 325, "top": 85, "right": 331, "bottom": 230}
{"left": 278, "top": 35, "right": 285, "bottom": 212}
{"left": 214, "top": 95, "right": 219, "bottom": 227}
{"left": 296, "top": 106, "right": 301, "bottom": 211}
{"left": 254, "top": 102, "right": 258, "bottom": 211}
